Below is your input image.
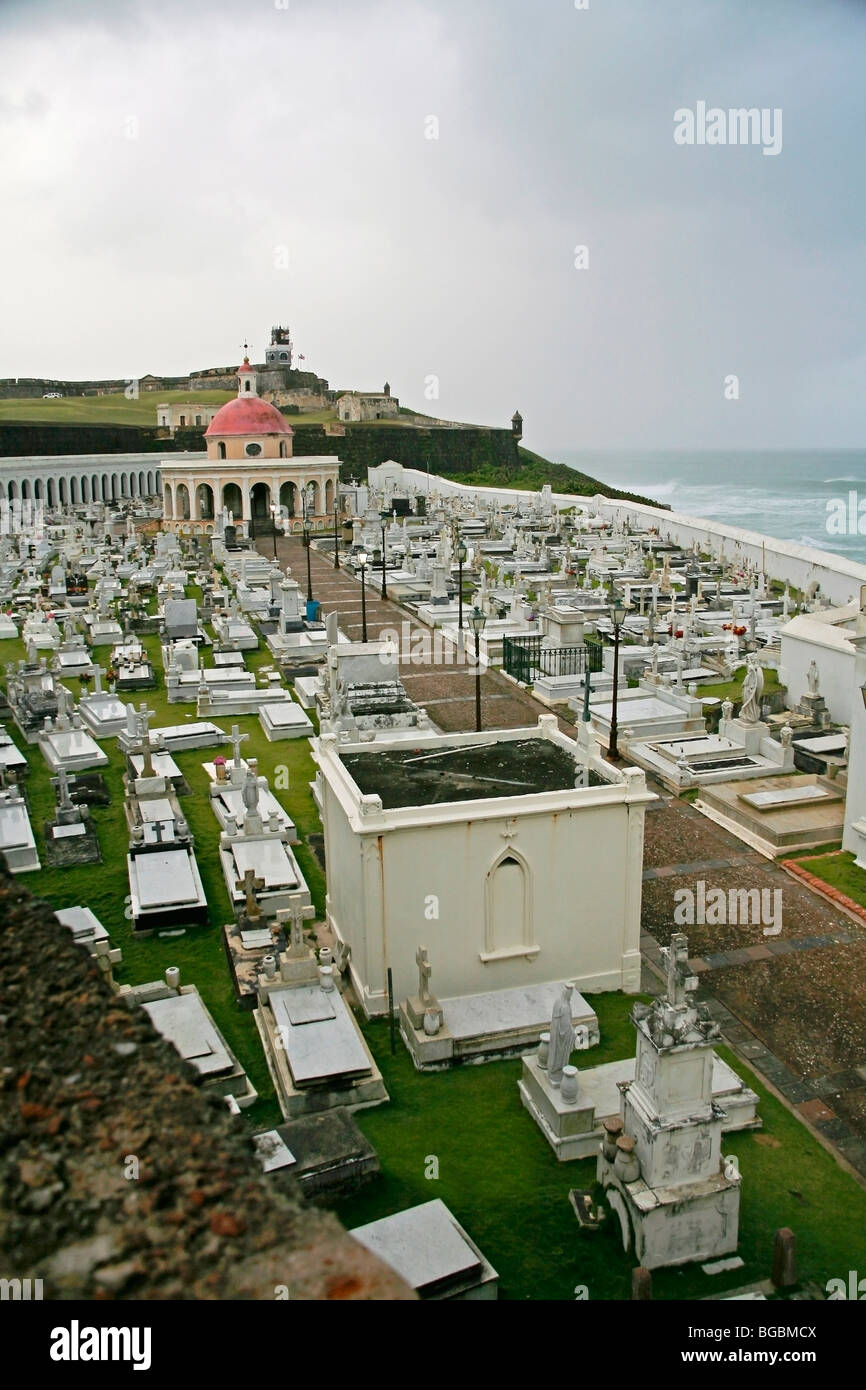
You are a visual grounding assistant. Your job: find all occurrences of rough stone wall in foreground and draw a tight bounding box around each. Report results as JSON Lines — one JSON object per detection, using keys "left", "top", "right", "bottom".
{"left": 0, "top": 864, "right": 413, "bottom": 1301}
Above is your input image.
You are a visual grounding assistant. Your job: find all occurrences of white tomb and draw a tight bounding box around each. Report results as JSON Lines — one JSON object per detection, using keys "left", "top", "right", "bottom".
{"left": 56, "top": 905, "right": 122, "bottom": 966}
{"left": 127, "top": 844, "right": 209, "bottom": 932}
{"left": 0, "top": 726, "right": 28, "bottom": 775}
{"left": 0, "top": 787, "right": 40, "bottom": 872}
{"left": 350, "top": 1201, "right": 498, "bottom": 1301}
{"left": 259, "top": 700, "right": 314, "bottom": 741}
{"left": 39, "top": 724, "right": 110, "bottom": 774}
{"left": 139, "top": 984, "right": 257, "bottom": 1107}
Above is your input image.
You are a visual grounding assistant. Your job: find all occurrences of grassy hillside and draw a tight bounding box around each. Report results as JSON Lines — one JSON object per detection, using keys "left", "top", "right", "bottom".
{"left": 0, "top": 389, "right": 234, "bottom": 426}
{"left": 451, "top": 445, "right": 663, "bottom": 509}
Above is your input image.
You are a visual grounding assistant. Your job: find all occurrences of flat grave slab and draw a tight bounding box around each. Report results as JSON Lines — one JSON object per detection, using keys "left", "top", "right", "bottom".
{"left": 231, "top": 838, "right": 300, "bottom": 889}
{"left": 350, "top": 1200, "right": 497, "bottom": 1300}
{"left": 138, "top": 797, "right": 176, "bottom": 822}
{"left": 283, "top": 987, "right": 336, "bottom": 1026}
{"left": 253, "top": 1130, "right": 297, "bottom": 1172}
{"left": 442, "top": 982, "right": 598, "bottom": 1044}
{"left": 129, "top": 752, "right": 181, "bottom": 780}
{"left": 143, "top": 992, "right": 233, "bottom": 1077}
{"left": 740, "top": 784, "right": 838, "bottom": 810}
{"left": 792, "top": 733, "right": 847, "bottom": 754}
{"left": 135, "top": 848, "right": 201, "bottom": 907}
{"left": 269, "top": 985, "right": 371, "bottom": 1085}
{"left": 273, "top": 1108, "right": 379, "bottom": 1195}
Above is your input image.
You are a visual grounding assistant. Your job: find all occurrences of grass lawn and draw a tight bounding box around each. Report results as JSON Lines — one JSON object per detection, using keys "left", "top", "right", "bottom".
{"left": 697, "top": 664, "right": 785, "bottom": 706}
{"left": 0, "top": 389, "right": 234, "bottom": 427}
{"left": 792, "top": 850, "right": 866, "bottom": 904}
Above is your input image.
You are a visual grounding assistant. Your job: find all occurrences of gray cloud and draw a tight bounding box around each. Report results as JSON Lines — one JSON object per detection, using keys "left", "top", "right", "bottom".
{"left": 1, "top": 0, "right": 864, "bottom": 450}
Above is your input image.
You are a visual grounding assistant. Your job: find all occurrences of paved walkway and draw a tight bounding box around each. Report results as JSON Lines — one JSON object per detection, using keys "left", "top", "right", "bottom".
{"left": 262, "top": 533, "right": 866, "bottom": 1184}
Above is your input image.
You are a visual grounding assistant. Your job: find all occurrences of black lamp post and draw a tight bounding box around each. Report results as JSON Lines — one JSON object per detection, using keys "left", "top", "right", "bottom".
{"left": 301, "top": 486, "right": 313, "bottom": 603}
{"left": 380, "top": 523, "right": 388, "bottom": 600}
{"left": 358, "top": 550, "right": 368, "bottom": 642}
{"left": 608, "top": 598, "right": 629, "bottom": 760}
{"left": 270, "top": 504, "right": 280, "bottom": 559}
{"left": 456, "top": 538, "right": 467, "bottom": 630}
{"left": 468, "top": 605, "right": 487, "bottom": 732}
{"left": 333, "top": 502, "right": 340, "bottom": 570}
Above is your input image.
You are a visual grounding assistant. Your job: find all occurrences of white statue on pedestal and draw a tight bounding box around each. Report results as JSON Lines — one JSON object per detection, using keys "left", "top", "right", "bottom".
{"left": 740, "top": 654, "right": 764, "bottom": 724}
{"left": 548, "top": 982, "right": 576, "bottom": 1087}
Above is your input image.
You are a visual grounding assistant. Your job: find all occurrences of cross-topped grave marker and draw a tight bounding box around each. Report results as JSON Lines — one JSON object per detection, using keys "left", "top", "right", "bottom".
{"left": 660, "top": 931, "right": 697, "bottom": 1011}
{"left": 236, "top": 867, "right": 265, "bottom": 921}
{"left": 135, "top": 702, "right": 156, "bottom": 777}
{"left": 229, "top": 724, "right": 249, "bottom": 770}
{"left": 416, "top": 944, "right": 432, "bottom": 1004}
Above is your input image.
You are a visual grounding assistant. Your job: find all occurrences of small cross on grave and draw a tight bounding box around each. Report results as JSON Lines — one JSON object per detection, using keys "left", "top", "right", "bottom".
{"left": 280, "top": 900, "right": 308, "bottom": 958}
{"left": 57, "top": 766, "right": 74, "bottom": 811}
{"left": 660, "top": 932, "right": 697, "bottom": 1010}
{"left": 136, "top": 702, "right": 157, "bottom": 777}
{"left": 416, "top": 944, "right": 432, "bottom": 1005}
{"left": 236, "top": 867, "right": 265, "bottom": 921}
{"left": 229, "top": 724, "right": 249, "bottom": 770}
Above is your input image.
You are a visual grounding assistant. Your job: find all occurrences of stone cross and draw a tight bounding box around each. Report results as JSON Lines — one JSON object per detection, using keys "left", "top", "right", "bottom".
{"left": 661, "top": 932, "right": 695, "bottom": 1010}
{"left": 136, "top": 702, "right": 156, "bottom": 777}
{"left": 235, "top": 868, "right": 265, "bottom": 920}
{"left": 57, "top": 766, "right": 74, "bottom": 812}
{"left": 416, "top": 945, "right": 432, "bottom": 1004}
{"left": 279, "top": 901, "right": 307, "bottom": 957}
{"left": 229, "top": 724, "right": 249, "bottom": 768}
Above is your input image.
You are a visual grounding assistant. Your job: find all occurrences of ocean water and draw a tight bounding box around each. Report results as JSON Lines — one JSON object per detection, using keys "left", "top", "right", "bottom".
{"left": 556, "top": 449, "right": 866, "bottom": 567}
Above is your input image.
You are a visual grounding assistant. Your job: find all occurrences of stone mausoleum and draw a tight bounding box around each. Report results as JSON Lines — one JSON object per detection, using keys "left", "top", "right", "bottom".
{"left": 311, "top": 717, "right": 655, "bottom": 1037}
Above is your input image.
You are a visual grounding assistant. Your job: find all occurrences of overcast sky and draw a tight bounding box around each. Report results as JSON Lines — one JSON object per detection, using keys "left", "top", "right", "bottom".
{"left": 2, "top": 0, "right": 865, "bottom": 453}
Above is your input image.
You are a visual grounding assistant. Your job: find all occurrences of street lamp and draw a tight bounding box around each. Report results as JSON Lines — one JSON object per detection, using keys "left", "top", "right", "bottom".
{"left": 380, "top": 523, "right": 388, "bottom": 600}
{"left": 301, "top": 486, "right": 313, "bottom": 603}
{"left": 357, "top": 549, "right": 369, "bottom": 643}
{"left": 456, "top": 537, "right": 467, "bottom": 631}
{"left": 607, "top": 598, "right": 629, "bottom": 761}
{"left": 468, "top": 606, "right": 487, "bottom": 732}
{"left": 270, "top": 503, "right": 282, "bottom": 559}
{"left": 333, "top": 501, "right": 340, "bottom": 570}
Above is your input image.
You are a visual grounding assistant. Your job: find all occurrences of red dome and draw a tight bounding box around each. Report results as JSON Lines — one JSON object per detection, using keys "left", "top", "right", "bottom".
{"left": 205, "top": 396, "right": 294, "bottom": 437}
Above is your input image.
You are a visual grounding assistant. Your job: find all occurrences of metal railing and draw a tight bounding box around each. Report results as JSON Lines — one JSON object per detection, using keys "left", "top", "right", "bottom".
{"left": 502, "top": 634, "right": 604, "bottom": 685}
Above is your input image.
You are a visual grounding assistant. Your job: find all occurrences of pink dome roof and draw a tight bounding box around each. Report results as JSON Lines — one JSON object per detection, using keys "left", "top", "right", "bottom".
{"left": 205, "top": 396, "right": 294, "bottom": 438}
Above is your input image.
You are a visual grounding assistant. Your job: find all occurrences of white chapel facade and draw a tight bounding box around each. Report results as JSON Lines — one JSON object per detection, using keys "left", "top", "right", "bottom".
{"left": 160, "top": 357, "right": 340, "bottom": 533}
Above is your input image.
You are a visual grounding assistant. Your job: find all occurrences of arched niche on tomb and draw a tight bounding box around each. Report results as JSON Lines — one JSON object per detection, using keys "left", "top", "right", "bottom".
{"left": 483, "top": 849, "right": 533, "bottom": 957}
